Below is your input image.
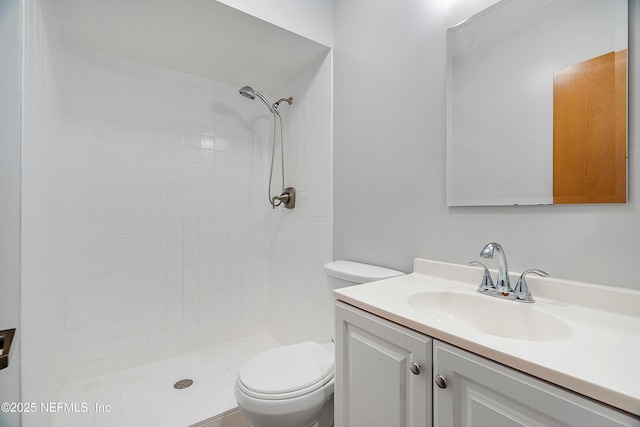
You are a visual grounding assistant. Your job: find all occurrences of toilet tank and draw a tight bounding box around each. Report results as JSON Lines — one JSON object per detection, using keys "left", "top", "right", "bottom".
{"left": 324, "top": 260, "right": 404, "bottom": 340}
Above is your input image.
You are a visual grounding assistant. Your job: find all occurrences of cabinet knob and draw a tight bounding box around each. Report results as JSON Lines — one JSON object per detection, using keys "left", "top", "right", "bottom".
{"left": 409, "top": 362, "right": 421, "bottom": 375}
{"left": 434, "top": 374, "right": 448, "bottom": 389}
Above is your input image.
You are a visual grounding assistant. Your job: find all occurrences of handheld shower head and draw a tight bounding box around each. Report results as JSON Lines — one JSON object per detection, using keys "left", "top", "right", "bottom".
{"left": 239, "top": 85, "right": 256, "bottom": 100}
{"left": 238, "top": 85, "right": 277, "bottom": 114}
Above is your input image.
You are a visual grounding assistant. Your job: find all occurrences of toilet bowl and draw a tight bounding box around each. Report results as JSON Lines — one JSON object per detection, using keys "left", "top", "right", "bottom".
{"left": 234, "top": 342, "right": 335, "bottom": 427}
{"left": 234, "top": 260, "right": 404, "bottom": 427}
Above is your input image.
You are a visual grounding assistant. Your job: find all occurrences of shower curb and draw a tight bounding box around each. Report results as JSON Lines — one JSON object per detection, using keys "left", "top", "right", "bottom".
{"left": 190, "top": 407, "right": 249, "bottom": 427}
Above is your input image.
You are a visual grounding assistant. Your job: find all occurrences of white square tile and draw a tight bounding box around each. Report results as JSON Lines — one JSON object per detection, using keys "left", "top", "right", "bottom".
{"left": 109, "top": 336, "right": 129, "bottom": 355}
{"left": 148, "top": 329, "right": 166, "bottom": 347}
{"left": 110, "top": 287, "right": 130, "bottom": 305}
{"left": 130, "top": 333, "right": 149, "bottom": 352}
{"left": 130, "top": 316, "right": 149, "bottom": 335}
{"left": 88, "top": 306, "right": 111, "bottom": 327}
{"left": 87, "top": 341, "right": 109, "bottom": 361}
{"left": 88, "top": 324, "right": 110, "bottom": 343}
{"left": 109, "top": 303, "right": 131, "bottom": 322}
{"left": 66, "top": 310, "right": 88, "bottom": 330}
{"left": 130, "top": 300, "right": 150, "bottom": 318}
{"left": 109, "top": 320, "right": 130, "bottom": 339}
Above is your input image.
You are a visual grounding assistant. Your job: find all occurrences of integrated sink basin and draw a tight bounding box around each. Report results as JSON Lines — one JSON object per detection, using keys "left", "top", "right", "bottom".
{"left": 404, "top": 290, "right": 572, "bottom": 341}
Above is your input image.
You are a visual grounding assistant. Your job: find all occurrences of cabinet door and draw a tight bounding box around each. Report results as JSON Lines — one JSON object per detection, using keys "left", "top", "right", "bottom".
{"left": 433, "top": 341, "right": 640, "bottom": 427}
{"left": 335, "top": 302, "right": 432, "bottom": 427}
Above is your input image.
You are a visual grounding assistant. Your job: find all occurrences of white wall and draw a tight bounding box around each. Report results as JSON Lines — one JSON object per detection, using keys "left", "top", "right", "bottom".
{"left": 20, "top": 0, "right": 67, "bottom": 425}
{"left": 62, "top": 47, "right": 271, "bottom": 380}
{"left": 267, "top": 54, "right": 333, "bottom": 345}
{"left": 217, "top": 0, "right": 333, "bottom": 47}
{"left": 0, "top": 1, "right": 23, "bottom": 426}
{"left": 333, "top": 0, "right": 640, "bottom": 290}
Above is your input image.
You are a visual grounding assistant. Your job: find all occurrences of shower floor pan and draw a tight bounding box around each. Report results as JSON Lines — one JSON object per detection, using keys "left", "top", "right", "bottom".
{"left": 53, "top": 334, "right": 280, "bottom": 427}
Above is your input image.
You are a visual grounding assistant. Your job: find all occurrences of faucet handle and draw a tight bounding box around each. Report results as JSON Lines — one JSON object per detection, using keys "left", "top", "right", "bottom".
{"left": 513, "top": 269, "right": 549, "bottom": 302}
{"left": 468, "top": 261, "right": 495, "bottom": 291}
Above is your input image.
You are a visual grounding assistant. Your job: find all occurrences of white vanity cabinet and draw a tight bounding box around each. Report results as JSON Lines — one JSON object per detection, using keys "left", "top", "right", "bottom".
{"left": 433, "top": 341, "right": 639, "bottom": 427}
{"left": 335, "top": 302, "right": 433, "bottom": 427}
{"left": 336, "top": 301, "right": 640, "bottom": 427}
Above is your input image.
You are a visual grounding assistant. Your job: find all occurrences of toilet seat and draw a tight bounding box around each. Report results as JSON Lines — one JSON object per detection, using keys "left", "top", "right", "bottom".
{"left": 236, "top": 341, "right": 334, "bottom": 400}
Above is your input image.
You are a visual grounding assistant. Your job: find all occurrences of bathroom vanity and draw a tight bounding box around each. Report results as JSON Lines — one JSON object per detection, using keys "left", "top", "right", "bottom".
{"left": 333, "top": 259, "right": 640, "bottom": 427}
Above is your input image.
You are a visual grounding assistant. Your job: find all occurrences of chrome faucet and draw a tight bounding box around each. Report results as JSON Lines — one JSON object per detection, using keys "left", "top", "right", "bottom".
{"left": 470, "top": 242, "right": 549, "bottom": 303}
{"left": 480, "top": 242, "right": 511, "bottom": 293}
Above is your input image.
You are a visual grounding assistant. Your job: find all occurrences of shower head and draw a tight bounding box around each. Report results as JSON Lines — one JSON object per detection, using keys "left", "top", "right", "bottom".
{"left": 239, "top": 85, "right": 277, "bottom": 114}
{"left": 239, "top": 85, "right": 256, "bottom": 100}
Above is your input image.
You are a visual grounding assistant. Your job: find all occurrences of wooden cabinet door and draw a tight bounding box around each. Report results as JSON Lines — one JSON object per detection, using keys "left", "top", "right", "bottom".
{"left": 433, "top": 341, "right": 639, "bottom": 427}
{"left": 335, "top": 302, "right": 432, "bottom": 427}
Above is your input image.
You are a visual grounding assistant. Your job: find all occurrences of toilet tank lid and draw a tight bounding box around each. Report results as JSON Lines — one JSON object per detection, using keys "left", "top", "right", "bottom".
{"left": 323, "top": 260, "right": 404, "bottom": 283}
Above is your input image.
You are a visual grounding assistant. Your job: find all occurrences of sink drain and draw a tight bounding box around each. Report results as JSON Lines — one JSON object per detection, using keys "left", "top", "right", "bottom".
{"left": 173, "top": 379, "right": 194, "bottom": 390}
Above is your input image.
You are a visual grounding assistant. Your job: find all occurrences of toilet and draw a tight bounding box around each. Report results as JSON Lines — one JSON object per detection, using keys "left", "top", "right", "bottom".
{"left": 234, "top": 260, "right": 404, "bottom": 427}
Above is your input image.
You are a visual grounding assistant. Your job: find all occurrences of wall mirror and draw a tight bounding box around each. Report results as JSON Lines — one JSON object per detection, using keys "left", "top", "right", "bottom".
{"left": 446, "top": 0, "right": 628, "bottom": 206}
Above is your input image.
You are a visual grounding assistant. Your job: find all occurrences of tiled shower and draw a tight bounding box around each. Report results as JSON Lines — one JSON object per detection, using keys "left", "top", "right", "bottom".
{"left": 62, "top": 45, "right": 273, "bottom": 380}
{"left": 17, "top": 0, "right": 332, "bottom": 425}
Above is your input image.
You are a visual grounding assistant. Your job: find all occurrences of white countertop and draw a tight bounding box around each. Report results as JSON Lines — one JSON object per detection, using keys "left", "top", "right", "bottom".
{"left": 333, "top": 259, "right": 640, "bottom": 417}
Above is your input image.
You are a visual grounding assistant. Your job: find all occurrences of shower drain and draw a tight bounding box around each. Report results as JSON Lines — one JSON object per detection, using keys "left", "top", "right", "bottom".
{"left": 173, "top": 379, "right": 194, "bottom": 390}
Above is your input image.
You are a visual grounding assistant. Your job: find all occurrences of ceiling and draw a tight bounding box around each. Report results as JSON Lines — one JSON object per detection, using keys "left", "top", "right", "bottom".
{"left": 51, "top": 0, "right": 331, "bottom": 93}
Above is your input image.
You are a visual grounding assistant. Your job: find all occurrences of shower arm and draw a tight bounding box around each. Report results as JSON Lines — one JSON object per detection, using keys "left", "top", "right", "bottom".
{"left": 274, "top": 97, "right": 293, "bottom": 108}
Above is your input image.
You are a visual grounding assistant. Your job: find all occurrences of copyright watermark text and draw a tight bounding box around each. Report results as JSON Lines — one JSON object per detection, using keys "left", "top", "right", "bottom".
{"left": 1, "top": 402, "right": 111, "bottom": 413}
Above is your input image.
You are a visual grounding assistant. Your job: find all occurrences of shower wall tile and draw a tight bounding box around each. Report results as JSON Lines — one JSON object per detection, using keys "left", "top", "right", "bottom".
{"left": 20, "top": 0, "right": 67, "bottom": 425}
{"left": 267, "top": 53, "right": 334, "bottom": 345}
{"left": 63, "top": 47, "right": 270, "bottom": 380}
